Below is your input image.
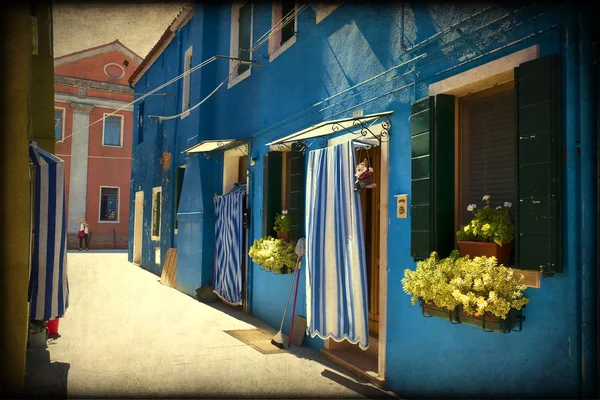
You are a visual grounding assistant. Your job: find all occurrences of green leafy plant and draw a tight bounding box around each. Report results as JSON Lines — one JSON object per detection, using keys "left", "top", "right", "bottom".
{"left": 273, "top": 209, "right": 290, "bottom": 232}
{"left": 456, "top": 195, "right": 515, "bottom": 246}
{"left": 402, "top": 251, "right": 529, "bottom": 319}
{"left": 248, "top": 236, "right": 298, "bottom": 273}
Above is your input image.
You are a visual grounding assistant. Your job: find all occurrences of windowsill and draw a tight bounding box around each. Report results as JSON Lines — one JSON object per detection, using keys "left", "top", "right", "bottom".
{"left": 507, "top": 267, "right": 541, "bottom": 289}
{"left": 269, "top": 35, "right": 297, "bottom": 63}
{"left": 151, "top": 236, "right": 160, "bottom": 241}
{"left": 227, "top": 67, "right": 252, "bottom": 89}
{"left": 102, "top": 144, "right": 123, "bottom": 148}
{"left": 180, "top": 110, "right": 190, "bottom": 120}
{"left": 98, "top": 220, "right": 120, "bottom": 224}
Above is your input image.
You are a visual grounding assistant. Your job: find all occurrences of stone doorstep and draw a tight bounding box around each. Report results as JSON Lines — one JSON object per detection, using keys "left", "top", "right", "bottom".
{"left": 320, "top": 347, "right": 386, "bottom": 389}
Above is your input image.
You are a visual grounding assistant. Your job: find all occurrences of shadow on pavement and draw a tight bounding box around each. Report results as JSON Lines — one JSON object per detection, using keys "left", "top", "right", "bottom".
{"left": 199, "top": 298, "right": 393, "bottom": 398}
{"left": 321, "top": 369, "right": 399, "bottom": 399}
{"left": 24, "top": 344, "right": 70, "bottom": 399}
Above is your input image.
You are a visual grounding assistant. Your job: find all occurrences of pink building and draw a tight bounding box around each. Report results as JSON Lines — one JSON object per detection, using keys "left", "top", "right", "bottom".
{"left": 54, "top": 41, "right": 142, "bottom": 249}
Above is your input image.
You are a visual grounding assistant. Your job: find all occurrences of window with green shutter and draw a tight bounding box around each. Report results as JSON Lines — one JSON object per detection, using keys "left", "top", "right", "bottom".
{"left": 411, "top": 54, "right": 562, "bottom": 273}
{"left": 237, "top": 3, "right": 251, "bottom": 75}
{"left": 262, "top": 151, "right": 283, "bottom": 237}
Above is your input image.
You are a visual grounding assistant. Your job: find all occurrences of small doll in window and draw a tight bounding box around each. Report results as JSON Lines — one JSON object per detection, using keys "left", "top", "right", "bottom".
{"left": 354, "top": 158, "right": 376, "bottom": 194}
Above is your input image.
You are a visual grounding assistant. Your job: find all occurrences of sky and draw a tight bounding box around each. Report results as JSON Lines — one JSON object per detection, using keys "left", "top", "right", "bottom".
{"left": 53, "top": 3, "right": 187, "bottom": 59}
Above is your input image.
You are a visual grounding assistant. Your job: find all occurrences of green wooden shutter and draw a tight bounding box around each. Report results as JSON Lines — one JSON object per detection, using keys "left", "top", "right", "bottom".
{"left": 289, "top": 143, "right": 305, "bottom": 241}
{"left": 262, "top": 151, "right": 282, "bottom": 237}
{"left": 410, "top": 95, "right": 455, "bottom": 260}
{"left": 433, "top": 94, "right": 456, "bottom": 258}
{"left": 411, "top": 97, "right": 434, "bottom": 260}
{"left": 515, "top": 54, "right": 561, "bottom": 272}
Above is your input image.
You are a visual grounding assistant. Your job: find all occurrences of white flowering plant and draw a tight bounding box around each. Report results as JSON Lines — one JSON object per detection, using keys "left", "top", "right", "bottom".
{"left": 273, "top": 209, "right": 291, "bottom": 232}
{"left": 456, "top": 195, "right": 515, "bottom": 247}
{"left": 248, "top": 236, "right": 298, "bottom": 273}
{"left": 402, "top": 251, "right": 529, "bottom": 319}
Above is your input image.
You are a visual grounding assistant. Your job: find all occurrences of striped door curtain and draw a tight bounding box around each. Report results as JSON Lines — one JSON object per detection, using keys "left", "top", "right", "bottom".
{"left": 29, "top": 142, "right": 70, "bottom": 321}
{"left": 213, "top": 182, "right": 246, "bottom": 305}
{"left": 305, "top": 140, "right": 369, "bottom": 350}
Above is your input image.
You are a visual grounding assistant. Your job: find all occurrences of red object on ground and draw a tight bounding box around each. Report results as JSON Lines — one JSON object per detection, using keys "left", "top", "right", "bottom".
{"left": 47, "top": 318, "right": 59, "bottom": 336}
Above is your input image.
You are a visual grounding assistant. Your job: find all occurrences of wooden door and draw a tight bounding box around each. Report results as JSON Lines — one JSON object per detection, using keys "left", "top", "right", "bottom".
{"left": 357, "top": 146, "right": 381, "bottom": 336}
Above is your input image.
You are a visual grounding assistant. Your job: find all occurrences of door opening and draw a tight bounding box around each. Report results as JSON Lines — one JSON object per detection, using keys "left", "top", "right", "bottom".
{"left": 133, "top": 191, "right": 143, "bottom": 265}
{"left": 359, "top": 146, "right": 381, "bottom": 337}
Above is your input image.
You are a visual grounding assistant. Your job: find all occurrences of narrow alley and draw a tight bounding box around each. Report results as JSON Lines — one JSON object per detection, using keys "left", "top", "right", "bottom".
{"left": 24, "top": 251, "right": 395, "bottom": 399}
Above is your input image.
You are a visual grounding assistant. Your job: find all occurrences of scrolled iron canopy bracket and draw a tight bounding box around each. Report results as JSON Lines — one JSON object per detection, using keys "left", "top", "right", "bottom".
{"left": 331, "top": 115, "right": 392, "bottom": 144}
{"left": 277, "top": 140, "right": 314, "bottom": 154}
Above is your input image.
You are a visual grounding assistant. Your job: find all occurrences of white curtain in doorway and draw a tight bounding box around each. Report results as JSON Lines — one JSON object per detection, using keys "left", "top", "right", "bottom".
{"left": 213, "top": 182, "right": 246, "bottom": 305}
{"left": 305, "top": 140, "right": 369, "bottom": 350}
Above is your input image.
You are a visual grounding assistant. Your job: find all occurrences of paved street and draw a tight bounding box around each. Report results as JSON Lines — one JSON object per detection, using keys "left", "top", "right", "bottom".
{"left": 25, "top": 250, "right": 395, "bottom": 398}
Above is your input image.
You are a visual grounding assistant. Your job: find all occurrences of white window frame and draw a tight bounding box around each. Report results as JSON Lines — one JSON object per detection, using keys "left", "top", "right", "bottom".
{"left": 228, "top": 2, "right": 254, "bottom": 89}
{"left": 269, "top": 1, "right": 298, "bottom": 63}
{"left": 102, "top": 113, "right": 124, "bottom": 148}
{"left": 181, "top": 46, "right": 193, "bottom": 119}
{"left": 98, "top": 186, "right": 120, "bottom": 223}
{"left": 315, "top": 3, "right": 342, "bottom": 24}
{"left": 55, "top": 107, "right": 65, "bottom": 142}
{"left": 151, "top": 186, "right": 162, "bottom": 241}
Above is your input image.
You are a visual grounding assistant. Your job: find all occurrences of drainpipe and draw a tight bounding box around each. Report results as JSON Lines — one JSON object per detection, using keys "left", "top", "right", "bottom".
{"left": 565, "top": 6, "right": 582, "bottom": 393}
{"left": 578, "top": 10, "right": 598, "bottom": 398}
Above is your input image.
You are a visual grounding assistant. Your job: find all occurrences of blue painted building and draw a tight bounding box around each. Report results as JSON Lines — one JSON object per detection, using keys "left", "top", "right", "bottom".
{"left": 128, "top": 3, "right": 598, "bottom": 397}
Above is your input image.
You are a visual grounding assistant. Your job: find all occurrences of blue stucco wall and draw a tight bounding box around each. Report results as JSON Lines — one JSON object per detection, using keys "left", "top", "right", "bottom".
{"left": 129, "top": 3, "right": 596, "bottom": 397}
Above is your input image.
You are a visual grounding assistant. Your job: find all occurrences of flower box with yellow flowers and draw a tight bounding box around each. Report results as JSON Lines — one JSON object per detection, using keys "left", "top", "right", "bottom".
{"left": 404, "top": 251, "right": 528, "bottom": 334}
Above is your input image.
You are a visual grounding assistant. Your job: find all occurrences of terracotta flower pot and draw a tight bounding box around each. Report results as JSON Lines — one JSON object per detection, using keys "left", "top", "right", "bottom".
{"left": 457, "top": 241, "right": 512, "bottom": 266}
{"left": 276, "top": 231, "right": 290, "bottom": 242}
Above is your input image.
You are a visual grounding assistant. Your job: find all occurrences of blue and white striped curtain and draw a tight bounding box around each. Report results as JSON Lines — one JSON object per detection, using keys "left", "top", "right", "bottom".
{"left": 213, "top": 182, "right": 246, "bottom": 305}
{"left": 305, "top": 140, "right": 369, "bottom": 350}
{"left": 29, "top": 142, "right": 70, "bottom": 321}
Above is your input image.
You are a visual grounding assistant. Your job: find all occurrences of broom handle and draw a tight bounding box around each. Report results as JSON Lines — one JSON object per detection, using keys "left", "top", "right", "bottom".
{"left": 288, "top": 256, "right": 302, "bottom": 347}
{"left": 280, "top": 266, "right": 297, "bottom": 332}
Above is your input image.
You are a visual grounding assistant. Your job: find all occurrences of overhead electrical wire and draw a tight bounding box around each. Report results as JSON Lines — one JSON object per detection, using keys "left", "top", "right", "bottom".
{"left": 251, "top": 2, "right": 562, "bottom": 140}
{"left": 60, "top": 4, "right": 310, "bottom": 142}
{"left": 62, "top": 55, "right": 219, "bottom": 141}
{"left": 251, "top": 3, "right": 310, "bottom": 52}
{"left": 252, "top": 22, "right": 560, "bottom": 143}
{"left": 150, "top": 62, "right": 241, "bottom": 121}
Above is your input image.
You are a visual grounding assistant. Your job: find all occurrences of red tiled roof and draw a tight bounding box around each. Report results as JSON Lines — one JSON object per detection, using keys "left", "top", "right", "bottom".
{"left": 128, "top": 5, "right": 193, "bottom": 85}
{"left": 55, "top": 40, "right": 143, "bottom": 64}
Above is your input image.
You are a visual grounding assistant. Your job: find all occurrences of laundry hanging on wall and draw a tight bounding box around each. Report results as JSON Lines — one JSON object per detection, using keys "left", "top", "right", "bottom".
{"left": 29, "top": 141, "right": 70, "bottom": 322}
{"left": 305, "top": 140, "right": 370, "bottom": 350}
{"left": 213, "top": 182, "right": 247, "bottom": 305}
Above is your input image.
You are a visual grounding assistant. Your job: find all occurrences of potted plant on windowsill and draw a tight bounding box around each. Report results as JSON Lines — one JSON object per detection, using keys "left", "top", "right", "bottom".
{"left": 274, "top": 210, "right": 291, "bottom": 242}
{"left": 402, "top": 251, "right": 529, "bottom": 333}
{"left": 248, "top": 236, "right": 298, "bottom": 275}
{"left": 456, "top": 195, "right": 515, "bottom": 266}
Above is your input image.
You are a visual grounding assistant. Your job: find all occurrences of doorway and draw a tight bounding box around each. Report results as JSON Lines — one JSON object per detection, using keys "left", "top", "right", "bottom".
{"left": 217, "top": 149, "right": 249, "bottom": 310}
{"left": 238, "top": 154, "right": 249, "bottom": 311}
{"left": 358, "top": 146, "right": 381, "bottom": 337}
{"left": 133, "top": 191, "right": 143, "bottom": 265}
{"left": 321, "top": 140, "right": 388, "bottom": 388}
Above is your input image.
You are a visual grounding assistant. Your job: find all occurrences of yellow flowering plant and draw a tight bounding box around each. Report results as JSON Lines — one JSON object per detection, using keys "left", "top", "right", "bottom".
{"left": 248, "top": 236, "right": 298, "bottom": 274}
{"left": 456, "top": 195, "right": 515, "bottom": 247}
{"left": 402, "top": 251, "right": 529, "bottom": 320}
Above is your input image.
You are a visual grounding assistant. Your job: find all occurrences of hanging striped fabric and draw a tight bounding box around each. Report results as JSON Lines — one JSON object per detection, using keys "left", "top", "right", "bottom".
{"left": 29, "top": 142, "right": 69, "bottom": 322}
{"left": 305, "top": 140, "right": 370, "bottom": 350}
{"left": 213, "top": 182, "right": 246, "bottom": 305}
